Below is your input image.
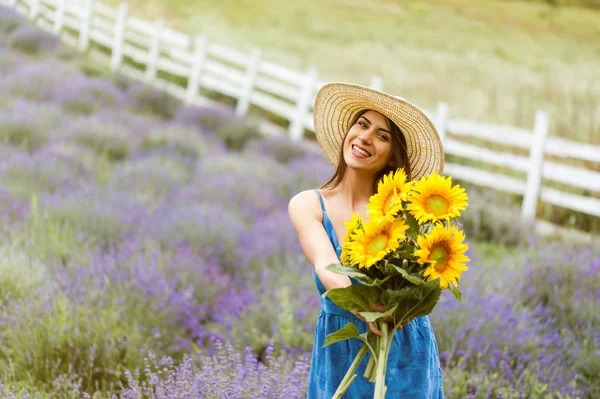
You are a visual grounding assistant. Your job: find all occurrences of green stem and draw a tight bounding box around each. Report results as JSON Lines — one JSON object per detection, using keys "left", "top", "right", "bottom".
{"left": 364, "top": 345, "right": 377, "bottom": 382}
{"left": 373, "top": 322, "right": 389, "bottom": 398}
{"left": 332, "top": 343, "right": 369, "bottom": 399}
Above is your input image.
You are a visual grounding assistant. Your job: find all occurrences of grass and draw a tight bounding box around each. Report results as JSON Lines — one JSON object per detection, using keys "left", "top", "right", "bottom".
{"left": 102, "top": 0, "right": 600, "bottom": 143}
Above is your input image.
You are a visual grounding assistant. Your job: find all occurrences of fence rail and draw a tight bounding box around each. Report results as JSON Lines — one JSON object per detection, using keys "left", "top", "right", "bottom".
{"left": 2, "top": 0, "right": 599, "bottom": 237}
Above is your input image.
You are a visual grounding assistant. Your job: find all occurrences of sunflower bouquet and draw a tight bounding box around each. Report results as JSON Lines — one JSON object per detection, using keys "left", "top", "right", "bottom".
{"left": 323, "top": 169, "right": 470, "bottom": 399}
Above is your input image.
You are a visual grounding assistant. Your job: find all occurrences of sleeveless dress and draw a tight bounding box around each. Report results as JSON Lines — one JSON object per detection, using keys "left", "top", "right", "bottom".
{"left": 307, "top": 190, "right": 444, "bottom": 399}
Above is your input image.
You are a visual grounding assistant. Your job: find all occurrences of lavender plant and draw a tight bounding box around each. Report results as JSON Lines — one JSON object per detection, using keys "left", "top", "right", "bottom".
{"left": 175, "top": 104, "right": 239, "bottom": 132}
{"left": 0, "top": 100, "right": 64, "bottom": 150}
{"left": 243, "top": 135, "right": 311, "bottom": 164}
{"left": 0, "top": 25, "right": 596, "bottom": 398}
{"left": 0, "top": 6, "right": 25, "bottom": 36}
{"left": 63, "top": 115, "right": 140, "bottom": 162}
{"left": 53, "top": 76, "right": 126, "bottom": 115}
{"left": 139, "top": 124, "right": 225, "bottom": 161}
{"left": 8, "top": 25, "right": 59, "bottom": 54}
{"left": 0, "top": 61, "right": 78, "bottom": 102}
{"left": 126, "top": 82, "right": 181, "bottom": 120}
{"left": 115, "top": 342, "right": 310, "bottom": 399}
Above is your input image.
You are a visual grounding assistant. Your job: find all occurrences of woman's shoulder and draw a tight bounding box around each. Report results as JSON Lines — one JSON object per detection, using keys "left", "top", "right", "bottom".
{"left": 288, "top": 189, "right": 322, "bottom": 224}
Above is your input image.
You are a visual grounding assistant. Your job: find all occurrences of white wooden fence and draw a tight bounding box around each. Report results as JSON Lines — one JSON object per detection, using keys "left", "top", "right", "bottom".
{"left": 2, "top": 0, "right": 599, "bottom": 236}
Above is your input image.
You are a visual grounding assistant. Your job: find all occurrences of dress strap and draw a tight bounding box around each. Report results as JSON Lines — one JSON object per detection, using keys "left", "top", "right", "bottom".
{"left": 314, "top": 190, "right": 326, "bottom": 214}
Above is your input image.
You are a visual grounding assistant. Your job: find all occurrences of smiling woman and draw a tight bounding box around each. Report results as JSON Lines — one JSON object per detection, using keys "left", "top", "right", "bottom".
{"left": 288, "top": 82, "right": 445, "bottom": 398}
{"left": 322, "top": 109, "right": 411, "bottom": 194}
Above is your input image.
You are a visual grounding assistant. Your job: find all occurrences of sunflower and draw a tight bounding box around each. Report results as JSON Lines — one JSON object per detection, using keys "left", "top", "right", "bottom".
{"left": 343, "top": 218, "right": 408, "bottom": 269}
{"left": 407, "top": 172, "right": 468, "bottom": 224}
{"left": 343, "top": 213, "right": 363, "bottom": 237}
{"left": 367, "top": 169, "right": 414, "bottom": 225}
{"left": 340, "top": 213, "right": 362, "bottom": 264}
{"left": 414, "top": 224, "right": 469, "bottom": 289}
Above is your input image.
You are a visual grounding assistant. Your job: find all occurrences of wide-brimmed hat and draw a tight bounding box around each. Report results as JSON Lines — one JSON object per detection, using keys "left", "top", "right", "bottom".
{"left": 313, "top": 82, "right": 444, "bottom": 180}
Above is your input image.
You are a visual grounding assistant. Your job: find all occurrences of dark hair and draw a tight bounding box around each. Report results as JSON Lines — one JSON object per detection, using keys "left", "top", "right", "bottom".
{"left": 321, "top": 109, "right": 411, "bottom": 193}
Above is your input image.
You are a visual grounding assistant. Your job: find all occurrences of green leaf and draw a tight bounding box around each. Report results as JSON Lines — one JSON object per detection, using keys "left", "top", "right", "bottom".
{"left": 357, "top": 305, "right": 397, "bottom": 323}
{"left": 389, "top": 245, "right": 415, "bottom": 260}
{"left": 326, "top": 263, "right": 372, "bottom": 281}
{"left": 323, "top": 322, "right": 362, "bottom": 347}
{"left": 391, "top": 265, "right": 424, "bottom": 285}
{"left": 323, "top": 285, "right": 381, "bottom": 312}
{"left": 382, "top": 278, "right": 441, "bottom": 322}
{"left": 404, "top": 212, "right": 420, "bottom": 240}
{"left": 326, "top": 263, "right": 392, "bottom": 287}
{"left": 449, "top": 286, "right": 462, "bottom": 302}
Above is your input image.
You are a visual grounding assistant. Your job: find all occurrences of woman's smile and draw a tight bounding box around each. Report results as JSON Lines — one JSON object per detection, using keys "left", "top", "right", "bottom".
{"left": 351, "top": 144, "right": 371, "bottom": 158}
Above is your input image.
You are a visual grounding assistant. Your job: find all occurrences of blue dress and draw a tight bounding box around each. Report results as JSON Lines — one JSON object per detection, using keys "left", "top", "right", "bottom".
{"left": 307, "top": 190, "right": 444, "bottom": 399}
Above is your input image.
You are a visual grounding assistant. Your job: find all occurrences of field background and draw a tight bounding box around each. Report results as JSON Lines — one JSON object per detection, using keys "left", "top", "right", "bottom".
{"left": 1, "top": 1, "right": 599, "bottom": 399}
{"left": 104, "top": 0, "right": 600, "bottom": 143}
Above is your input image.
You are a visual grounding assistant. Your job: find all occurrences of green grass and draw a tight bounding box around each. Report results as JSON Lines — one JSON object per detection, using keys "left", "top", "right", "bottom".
{"left": 103, "top": 0, "right": 600, "bottom": 143}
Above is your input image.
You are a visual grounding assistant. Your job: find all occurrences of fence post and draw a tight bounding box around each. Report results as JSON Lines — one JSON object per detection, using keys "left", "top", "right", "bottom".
{"left": 185, "top": 34, "right": 207, "bottom": 105}
{"left": 435, "top": 102, "right": 449, "bottom": 144}
{"left": 53, "top": 0, "right": 66, "bottom": 34}
{"left": 144, "top": 18, "right": 164, "bottom": 82}
{"left": 78, "top": 0, "right": 95, "bottom": 52}
{"left": 370, "top": 76, "right": 383, "bottom": 91}
{"left": 521, "top": 111, "right": 549, "bottom": 225}
{"left": 235, "top": 48, "right": 262, "bottom": 116}
{"left": 109, "top": 2, "right": 128, "bottom": 71}
{"left": 28, "top": 0, "right": 40, "bottom": 20}
{"left": 289, "top": 66, "right": 318, "bottom": 141}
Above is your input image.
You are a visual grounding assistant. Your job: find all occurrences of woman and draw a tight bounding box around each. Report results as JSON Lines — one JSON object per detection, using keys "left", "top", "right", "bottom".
{"left": 288, "top": 83, "right": 445, "bottom": 398}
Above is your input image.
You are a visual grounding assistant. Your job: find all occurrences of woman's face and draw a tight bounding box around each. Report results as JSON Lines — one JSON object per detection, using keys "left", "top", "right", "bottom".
{"left": 342, "top": 110, "right": 393, "bottom": 174}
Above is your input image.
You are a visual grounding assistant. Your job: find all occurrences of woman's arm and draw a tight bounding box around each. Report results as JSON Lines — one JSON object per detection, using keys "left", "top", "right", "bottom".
{"left": 288, "top": 190, "right": 351, "bottom": 291}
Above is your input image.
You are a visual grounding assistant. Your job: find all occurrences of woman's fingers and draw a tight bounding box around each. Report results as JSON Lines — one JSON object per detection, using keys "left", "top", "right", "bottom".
{"left": 371, "top": 303, "right": 387, "bottom": 312}
{"left": 368, "top": 322, "right": 380, "bottom": 336}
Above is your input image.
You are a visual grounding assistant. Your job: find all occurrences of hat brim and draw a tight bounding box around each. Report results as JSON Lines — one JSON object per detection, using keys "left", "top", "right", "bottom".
{"left": 313, "top": 82, "right": 444, "bottom": 181}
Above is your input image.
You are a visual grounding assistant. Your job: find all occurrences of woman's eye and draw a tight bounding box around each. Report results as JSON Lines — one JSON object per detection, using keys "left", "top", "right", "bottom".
{"left": 358, "top": 122, "right": 367, "bottom": 128}
{"left": 379, "top": 134, "right": 389, "bottom": 141}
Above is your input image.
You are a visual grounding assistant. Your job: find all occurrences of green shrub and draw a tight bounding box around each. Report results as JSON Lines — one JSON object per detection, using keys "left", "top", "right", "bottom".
{"left": 21, "top": 196, "right": 95, "bottom": 263}
{"left": 0, "top": 61, "right": 79, "bottom": 102}
{"left": 214, "top": 119, "right": 262, "bottom": 151}
{"left": 78, "top": 58, "right": 111, "bottom": 78}
{"left": 0, "top": 290, "right": 185, "bottom": 394}
{"left": 0, "top": 101, "right": 63, "bottom": 150}
{"left": 212, "top": 270, "right": 316, "bottom": 355}
{"left": 67, "top": 117, "right": 136, "bottom": 162}
{"left": 521, "top": 242, "right": 600, "bottom": 332}
{"left": 244, "top": 135, "right": 310, "bottom": 163}
{"left": 0, "top": 50, "right": 23, "bottom": 74}
{"left": 0, "top": 242, "right": 47, "bottom": 304}
{"left": 442, "top": 365, "right": 579, "bottom": 399}
{"left": 8, "top": 25, "right": 59, "bottom": 54}
{"left": 42, "top": 142, "right": 106, "bottom": 176}
{"left": 0, "top": 154, "right": 86, "bottom": 199}
{"left": 105, "top": 154, "right": 193, "bottom": 207}
{"left": 0, "top": 7, "right": 25, "bottom": 36}
{"left": 458, "top": 185, "right": 528, "bottom": 246}
{"left": 140, "top": 124, "right": 220, "bottom": 160}
{"left": 126, "top": 83, "right": 181, "bottom": 120}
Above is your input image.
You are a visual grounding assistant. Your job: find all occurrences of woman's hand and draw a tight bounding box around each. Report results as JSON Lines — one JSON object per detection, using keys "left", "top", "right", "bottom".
{"left": 351, "top": 304, "right": 413, "bottom": 336}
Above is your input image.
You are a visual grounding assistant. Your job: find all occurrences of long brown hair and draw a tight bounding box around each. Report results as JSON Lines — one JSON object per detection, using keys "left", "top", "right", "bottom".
{"left": 321, "top": 109, "right": 411, "bottom": 193}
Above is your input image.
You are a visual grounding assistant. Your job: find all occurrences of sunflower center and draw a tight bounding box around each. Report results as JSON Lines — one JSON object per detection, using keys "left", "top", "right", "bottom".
{"left": 383, "top": 192, "right": 398, "bottom": 214}
{"left": 425, "top": 195, "right": 449, "bottom": 216}
{"left": 367, "top": 234, "right": 389, "bottom": 256}
{"left": 430, "top": 245, "right": 449, "bottom": 270}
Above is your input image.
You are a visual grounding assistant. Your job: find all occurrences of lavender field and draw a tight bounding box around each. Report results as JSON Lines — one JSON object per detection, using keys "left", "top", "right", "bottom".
{"left": 0, "top": 6, "right": 599, "bottom": 399}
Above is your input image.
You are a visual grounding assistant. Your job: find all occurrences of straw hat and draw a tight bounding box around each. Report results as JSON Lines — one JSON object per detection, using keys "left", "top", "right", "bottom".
{"left": 313, "top": 82, "right": 444, "bottom": 180}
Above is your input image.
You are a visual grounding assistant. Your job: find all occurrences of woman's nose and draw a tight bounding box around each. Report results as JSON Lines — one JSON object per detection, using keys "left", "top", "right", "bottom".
{"left": 358, "top": 134, "right": 371, "bottom": 144}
